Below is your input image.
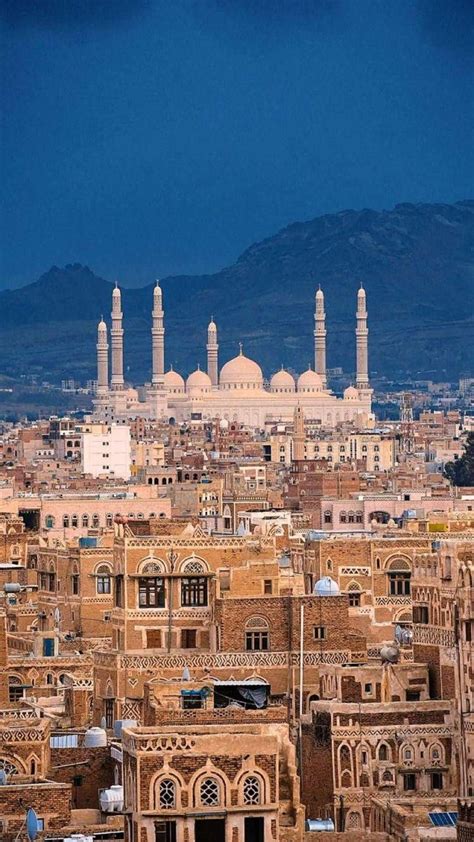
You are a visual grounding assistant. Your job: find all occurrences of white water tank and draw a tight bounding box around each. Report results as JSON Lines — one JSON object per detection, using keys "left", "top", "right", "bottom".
{"left": 100, "top": 784, "right": 124, "bottom": 813}
{"left": 114, "top": 718, "right": 137, "bottom": 739}
{"left": 63, "top": 836, "right": 93, "bottom": 842}
{"left": 83, "top": 726, "right": 107, "bottom": 748}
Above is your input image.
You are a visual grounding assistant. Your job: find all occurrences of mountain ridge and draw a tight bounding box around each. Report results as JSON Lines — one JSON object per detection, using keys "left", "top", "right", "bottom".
{"left": 1, "top": 200, "right": 473, "bottom": 382}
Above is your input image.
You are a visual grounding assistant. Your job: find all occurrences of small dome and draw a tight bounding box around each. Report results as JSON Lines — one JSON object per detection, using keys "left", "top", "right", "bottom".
{"left": 270, "top": 368, "right": 296, "bottom": 392}
{"left": 98, "top": 318, "right": 107, "bottom": 331}
{"left": 297, "top": 368, "right": 323, "bottom": 392}
{"left": 187, "top": 367, "right": 212, "bottom": 394}
{"left": 208, "top": 319, "right": 217, "bottom": 332}
{"left": 164, "top": 368, "right": 185, "bottom": 392}
{"left": 358, "top": 285, "right": 366, "bottom": 298}
{"left": 313, "top": 575, "right": 340, "bottom": 596}
{"left": 315, "top": 287, "right": 324, "bottom": 299}
{"left": 344, "top": 386, "right": 358, "bottom": 400}
{"left": 112, "top": 285, "right": 121, "bottom": 297}
{"left": 220, "top": 348, "right": 263, "bottom": 390}
{"left": 219, "top": 418, "right": 229, "bottom": 430}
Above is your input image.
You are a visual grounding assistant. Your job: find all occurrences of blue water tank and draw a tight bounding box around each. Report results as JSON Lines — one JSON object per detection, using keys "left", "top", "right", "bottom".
{"left": 79, "top": 537, "right": 98, "bottom": 548}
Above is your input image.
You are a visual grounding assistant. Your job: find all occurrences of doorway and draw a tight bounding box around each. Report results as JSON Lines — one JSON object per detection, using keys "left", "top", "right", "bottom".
{"left": 155, "top": 821, "right": 176, "bottom": 842}
{"left": 245, "top": 816, "right": 265, "bottom": 842}
{"left": 195, "top": 818, "right": 226, "bottom": 842}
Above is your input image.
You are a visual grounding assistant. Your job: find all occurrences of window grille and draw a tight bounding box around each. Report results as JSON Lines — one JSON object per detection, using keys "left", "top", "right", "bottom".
{"left": 159, "top": 779, "right": 176, "bottom": 809}
{"left": 200, "top": 778, "right": 220, "bottom": 806}
{"left": 243, "top": 776, "right": 261, "bottom": 805}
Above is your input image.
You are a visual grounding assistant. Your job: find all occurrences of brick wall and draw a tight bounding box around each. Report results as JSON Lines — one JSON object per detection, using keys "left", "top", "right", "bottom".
{"left": 50, "top": 745, "right": 114, "bottom": 809}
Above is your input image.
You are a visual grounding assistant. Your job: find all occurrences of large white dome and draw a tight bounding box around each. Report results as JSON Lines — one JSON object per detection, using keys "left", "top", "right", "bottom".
{"left": 297, "top": 368, "right": 323, "bottom": 393}
{"left": 220, "top": 349, "right": 263, "bottom": 390}
{"left": 186, "top": 367, "right": 212, "bottom": 395}
{"left": 270, "top": 368, "right": 295, "bottom": 393}
{"left": 164, "top": 368, "right": 185, "bottom": 393}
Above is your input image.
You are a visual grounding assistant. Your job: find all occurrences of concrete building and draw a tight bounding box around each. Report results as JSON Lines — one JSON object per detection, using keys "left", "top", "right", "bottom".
{"left": 81, "top": 422, "right": 131, "bottom": 480}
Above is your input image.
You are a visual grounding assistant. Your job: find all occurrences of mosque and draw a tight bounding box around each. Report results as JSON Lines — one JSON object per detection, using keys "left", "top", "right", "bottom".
{"left": 92, "top": 283, "right": 373, "bottom": 428}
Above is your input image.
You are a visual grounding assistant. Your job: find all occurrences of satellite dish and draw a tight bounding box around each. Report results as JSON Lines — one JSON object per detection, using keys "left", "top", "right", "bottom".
{"left": 26, "top": 807, "right": 39, "bottom": 841}
{"left": 54, "top": 607, "right": 61, "bottom": 626}
{"left": 182, "top": 666, "right": 191, "bottom": 682}
{"left": 100, "top": 716, "right": 107, "bottom": 730}
{"left": 0, "top": 769, "right": 8, "bottom": 785}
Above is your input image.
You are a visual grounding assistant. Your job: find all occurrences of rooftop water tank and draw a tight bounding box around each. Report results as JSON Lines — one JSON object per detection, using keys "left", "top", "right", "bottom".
{"left": 4, "top": 582, "right": 22, "bottom": 593}
{"left": 114, "top": 719, "right": 137, "bottom": 739}
{"left": 313, "top": 576, "right": 340, "bottom": 596}
{"left": 79, "top": 537, "right": 98, "bottom": 548}
{"left": 306, "top": 818, "right": 335, "bottom": 832}
{"left": 63, "top": 836, "right": 93, "bottom": 842}
{"left": 100, "top": 784, "right": 124, "bottom": 813}
{"left": 83, "top": 726, "right": 107, "bottom": 748}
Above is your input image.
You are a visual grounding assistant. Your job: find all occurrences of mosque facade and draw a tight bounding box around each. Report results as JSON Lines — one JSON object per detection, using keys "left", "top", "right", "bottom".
{"left": 92, "top": 284, "right": 373, "bottom": 428}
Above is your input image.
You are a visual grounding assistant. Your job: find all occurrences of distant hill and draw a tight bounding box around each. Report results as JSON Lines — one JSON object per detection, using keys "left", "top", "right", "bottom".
{"left": 1, "top": 200, "right": 473, "bottom": 384}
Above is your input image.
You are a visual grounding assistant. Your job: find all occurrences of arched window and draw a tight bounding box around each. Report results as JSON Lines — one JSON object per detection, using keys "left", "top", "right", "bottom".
{"left": 387, "top": 558, "right": 411, "bottom": 596}
{"left": 45, "top": 515, "right": 55, "bottom": 529}
{"left": 0, "top": 758, "right": 20, "bottom": 776}
{"left": 378, "top": 744, "right": 389, "bottom": 762}
{"left": 96, "top": 564, "right": 112, "bottom": 595}
{"left": 159, "top": 779, "right": 176, "bottom": 809}
{"left": 71, "top": 514, "right": 78, "bottom": 528}
{"left": 82, "top": 514, "right": 89, "bottom": 528}
{"left": 340, "top": 511, "right": 347, "bottom": 524}
{"left": 200, "top": 777, "right": 220, "bottom": 806}
{"left": 243, "top": 776, "right": 261, "bottom": 805}
{"left": 63, "top": 515, "right": 70, "bottom": 529}
{"left": 92, "top": 514, "right": 100, "bottom": 528}
{"left": 106, "top": 513, "right": 113, "bottom": 527}
{"left": 245, "top": 616, "right": 269, "bottom": 651}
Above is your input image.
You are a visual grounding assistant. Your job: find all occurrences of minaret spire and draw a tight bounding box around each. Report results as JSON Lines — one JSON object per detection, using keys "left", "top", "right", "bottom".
{"left": 207, "top": 317, "right": 219, "bottom": 388}
{"left": 151, "top": 280, "right": 165, "bottom": 386}
{"left": 110, "top": 284, "right": 124, "bottom": 390}
{"left": 314, "top": 286, "right": 327, "bottom": 386}
{"left": 356, "top": 284, "right": 369, "bottom": 388}
{"left": 96, "top": 318, "right": 109, "bottom": 395}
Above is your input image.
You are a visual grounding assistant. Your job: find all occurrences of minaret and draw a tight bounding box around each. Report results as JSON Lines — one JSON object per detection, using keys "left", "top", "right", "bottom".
{"left": 293, "top": 405, "right": 305, "bottom": 461}
{"left": 207, "top": 317, "right": 219, "bottom": 387}
{"left": 151, "top": 281, "right": 165, "bottom": 386}
{"left": 314, "top": 286, "right": 327, "bottom": 386}
{"left": 96, "top": 317, "right": 109, "bottom": 395}
{"left": 356, "top": 284, "right": 369, "bottom": 388}
{"left": 110, "top": 283, "right": 124, "bottom": 390}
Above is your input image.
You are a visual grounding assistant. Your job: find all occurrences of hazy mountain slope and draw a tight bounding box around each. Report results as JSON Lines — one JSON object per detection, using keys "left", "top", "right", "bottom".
{"left": 1, "top": 201, "right": 472, "bottom": 382}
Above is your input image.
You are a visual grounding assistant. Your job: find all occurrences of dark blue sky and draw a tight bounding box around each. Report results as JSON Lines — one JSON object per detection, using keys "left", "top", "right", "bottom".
{"left": 1, "top": 0, "right": 473, "bottom": 288}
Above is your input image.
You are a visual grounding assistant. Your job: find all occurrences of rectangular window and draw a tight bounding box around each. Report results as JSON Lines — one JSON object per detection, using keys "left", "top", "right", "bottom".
{"left": 413, "top": 605, "right": 429, "bottom": 624}
{"left": 264, "top": 579, "right": 273, "bottom": 595}
{"left": 349, "top": 592, "right": 361, "bottom": 607}
{"left": 146, "top": 629, "right": 162, "bottom": 649}
{"left": 71, "top": 574, "right": 79, "bottom": 595}
{"left": 313, "top": 626, "right": 326, "bottom": 640}
{"left": 139, "top": 577, "right": 165, "bottom": 608}
{"left": 97, "top": 575, "right": 111, "bottom": 595}
{"left": 245, "top": 631, "right": 269, "bottom": 651}
{"left": 364, "top": 683, "right": 373, "bottom": 694}
{"left": 104, "top": 698, "right": 114, "bottom": 729}
{"left": 430, "top": 772, "right": 443, "bottom": 790}
{"left": 181, "top": 577, "right": 207, "bottom": 607}
{"left": 181, "top": 629, "right": 197, "bottom": 649}
{"left": 9, "top": 684, "right": 24, "bottom": 703}
{"left": 115, "top": 575, "right": 124, "bottom": 608}
{"left": 406, "top": 690, "right": 420, "bottom": 702}
{"left": 403, "top": 773, "right": 416, "bottom": 791}
{"left": 389, "top": 572, "right": 411, "bottom": 596}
